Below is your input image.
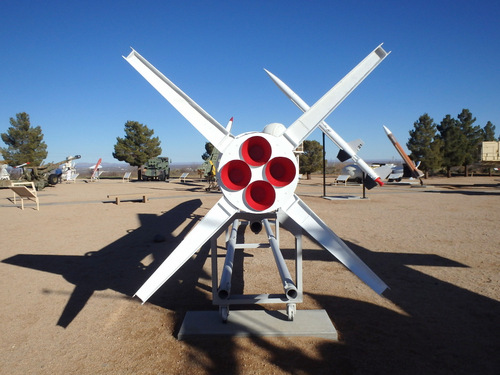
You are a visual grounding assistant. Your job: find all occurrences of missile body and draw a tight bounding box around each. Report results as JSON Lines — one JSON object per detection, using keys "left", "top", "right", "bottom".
{"left": 383, "top": 125, "right": 424, "bottom": 179}
{"left": 125, "top": 46, "right": 389, "bottom": 303}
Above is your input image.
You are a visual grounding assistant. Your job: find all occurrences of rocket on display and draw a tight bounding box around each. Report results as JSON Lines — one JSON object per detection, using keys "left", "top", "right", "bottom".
{"left": 124, "top": 45, "right": 390, "bottom": 303}
{"left": 383, "top": 125, "right": 424, "bottom": 179}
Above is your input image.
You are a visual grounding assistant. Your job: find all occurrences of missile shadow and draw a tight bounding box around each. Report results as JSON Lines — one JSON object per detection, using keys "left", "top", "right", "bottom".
{"left": 2, "top": 199, "right": 213, "bottom": 328}
{"left": 3, "top": 205, "right": 499, "bottom": 373}
{"left": 170, "top": 239, "right": 499, "bottom": 375}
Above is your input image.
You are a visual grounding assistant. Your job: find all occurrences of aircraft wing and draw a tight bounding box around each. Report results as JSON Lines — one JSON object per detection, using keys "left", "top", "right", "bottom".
{"left": 124, "top": 49, "right": 234, "bottom": 151}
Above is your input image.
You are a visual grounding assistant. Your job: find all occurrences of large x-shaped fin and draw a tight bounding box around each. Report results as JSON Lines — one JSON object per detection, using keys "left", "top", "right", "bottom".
{"left": 124, "top": 49, "right": 235, "bottom": 152}
{"left": 135, "top": 197, "right": 237, "bottom": 302}
{"left": 280, "top": 195, "right": 388, "bottom": 294}
{"left": 282, "top": 45, "right": 389, "bottom": 150}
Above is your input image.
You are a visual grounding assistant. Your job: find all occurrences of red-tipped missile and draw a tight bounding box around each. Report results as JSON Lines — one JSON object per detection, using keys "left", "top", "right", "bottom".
{"left": 383, "top": 125, "right": 424, "bottom": 179}
{"left": 264, "top": 66, "right": 385, "bottom": 188}
{"left": 14, "top": 162, "right": 30, "bottom": 168}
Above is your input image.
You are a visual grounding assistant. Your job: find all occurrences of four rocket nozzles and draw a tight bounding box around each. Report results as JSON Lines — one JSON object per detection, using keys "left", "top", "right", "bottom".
{"left": 219, "top": 135, "right": 297, "bottom": 211}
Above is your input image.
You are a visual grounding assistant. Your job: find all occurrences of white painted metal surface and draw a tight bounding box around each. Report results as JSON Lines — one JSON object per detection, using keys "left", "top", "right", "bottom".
{"left": 282, "top": 45, "right": 389, "bottom": 151}
{"left": 125, "top": 45, "right": 390, "bottom": 303}
{"left": 264, "top": 46, "right": 389, "bottom": 188}
{"left": 134, "top": 197, "right": 238, "bottom": 302}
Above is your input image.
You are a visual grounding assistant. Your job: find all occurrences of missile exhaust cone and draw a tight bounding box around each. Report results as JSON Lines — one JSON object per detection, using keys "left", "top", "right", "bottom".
{"left": 265, "top": 157, "right": 296, "bottom": 187}
{"left": 250, "top": 221, "right": 263, "bottom": 234}
{"left": 220, "top": 160, "right": 251, "bottom": 191}
{"left": 245, "top": 181, "right": 276, "bottom": 211}
{"left": 241, "top": 136, "right": 272, "bottom": 166}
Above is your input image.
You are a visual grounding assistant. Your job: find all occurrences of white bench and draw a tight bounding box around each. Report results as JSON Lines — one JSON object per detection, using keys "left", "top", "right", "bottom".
{"left": 334, "top": 175, "right": 350, "bottom": 186}
{"left": 179, "top": 172, "right": 189, "bottom": 183}
{"left": 9, "top": 182, "right": 39, "bottom": 210}
{"left": 122, "top": 171, "right": 132, "bottom": 182}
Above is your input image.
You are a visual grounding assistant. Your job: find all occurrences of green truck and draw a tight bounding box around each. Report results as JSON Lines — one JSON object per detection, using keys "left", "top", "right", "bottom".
{"left": 142, "top": 157, "right": 171, "bottom": 181}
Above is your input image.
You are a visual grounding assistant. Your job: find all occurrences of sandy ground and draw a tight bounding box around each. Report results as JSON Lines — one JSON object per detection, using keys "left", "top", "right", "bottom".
{"left": 0, "top": 175, "right": 499, "bottom": 375}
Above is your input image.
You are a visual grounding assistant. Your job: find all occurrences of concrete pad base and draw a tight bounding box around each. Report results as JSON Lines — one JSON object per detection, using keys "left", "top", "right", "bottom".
{"left": 323, "top": 195, "right": 363, "bottom": 200}
{"left": 178, "top": 309, "right": 338, "bottom": 340}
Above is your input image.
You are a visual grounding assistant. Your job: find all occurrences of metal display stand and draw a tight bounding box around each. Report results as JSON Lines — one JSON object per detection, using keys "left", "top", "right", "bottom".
{"left": 210, "top": 212, "right": 303, "bottom": 322}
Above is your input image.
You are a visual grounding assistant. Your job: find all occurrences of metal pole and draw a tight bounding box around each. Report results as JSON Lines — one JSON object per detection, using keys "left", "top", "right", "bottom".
{"left": 262, "top": 219, "right": 298, "bottom": 299}
{"left": 362, "top": 172, "right": 366, "bottom": 199}
{"left": 218, "top": 219, "right": 240, "bottom": 299}
{"left": 322, "top": 132, "right": 326, "bottom": 197}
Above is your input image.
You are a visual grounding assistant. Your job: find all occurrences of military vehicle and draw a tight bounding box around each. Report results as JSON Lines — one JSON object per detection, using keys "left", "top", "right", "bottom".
{"left": 20, "top": 155, "right": 81, "bottom": 190}
{"left": 142, "top": 157, "right": 171, "bottom": 181}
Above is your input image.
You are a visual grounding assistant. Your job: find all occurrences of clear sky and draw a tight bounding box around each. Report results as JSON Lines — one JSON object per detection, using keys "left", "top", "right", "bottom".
{"left": 1, "top": 0, "right": 499, "bottom": 165}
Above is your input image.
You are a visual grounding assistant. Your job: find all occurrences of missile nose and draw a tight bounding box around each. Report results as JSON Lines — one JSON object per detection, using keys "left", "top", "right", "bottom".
{"left": 382, "top": 125, "right": 392, "bottom": 136}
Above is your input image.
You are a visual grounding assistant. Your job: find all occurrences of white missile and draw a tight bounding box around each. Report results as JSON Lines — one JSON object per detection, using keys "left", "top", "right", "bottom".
{"left": 124, "top": 46, "right": 389, "bottom": 303}
{"left": 264, "top": 63, "right": 386, "bottom": 188}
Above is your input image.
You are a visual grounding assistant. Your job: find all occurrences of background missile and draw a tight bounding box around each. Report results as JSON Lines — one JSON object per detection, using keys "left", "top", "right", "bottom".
{"left": 264, "top": 68, "right": 384, "bottom": 188}
{"left": 383, "top": 125, "right": 424, "bottom": 179}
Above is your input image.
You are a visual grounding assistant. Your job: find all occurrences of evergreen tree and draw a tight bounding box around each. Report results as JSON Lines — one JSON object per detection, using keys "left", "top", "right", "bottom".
{"left": 407, "top": 113, "right": 443, "bottom": 178}
{"left": 299, "top": 140, "right": 323, "bottom": 179}
{"left": 482, "top": 121, "right": 496, "bottom": 141}
{"left": 1, "top": 112, "right": 48, "bottom": 166}
{"left": 112, "top": 121, "right": 161, "bottom": 179}
{"left": 457, "top": 109, "right": 482, "bottom": 176}
{"left": 437, "top": 115, "right": 466, "bottom": 177}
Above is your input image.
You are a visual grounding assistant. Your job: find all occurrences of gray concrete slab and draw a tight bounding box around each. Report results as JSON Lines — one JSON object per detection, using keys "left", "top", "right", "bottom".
{"left": 178, "top": 309, "right": 338, "bottom": 340}
{"left": 323, "top": 195, "right": 363, "bottom": 200}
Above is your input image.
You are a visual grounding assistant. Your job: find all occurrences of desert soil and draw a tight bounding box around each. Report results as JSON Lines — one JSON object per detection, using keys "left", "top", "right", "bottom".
{"left": 0, "top": 175, "right": 499, "bottom": 375}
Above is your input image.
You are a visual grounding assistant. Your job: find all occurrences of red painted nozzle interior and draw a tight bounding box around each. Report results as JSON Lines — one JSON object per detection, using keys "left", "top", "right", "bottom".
{"left": 265, "top": 157, "right": 296, "bottom": 187}
{"left": 241, "top": 136, "right": 272, "bottom": 166}
{"left": 220, "top": 160, "right": 251, "bottom": 191}
{"left": 245, "top": 180, "right": 276, "bottom": 211}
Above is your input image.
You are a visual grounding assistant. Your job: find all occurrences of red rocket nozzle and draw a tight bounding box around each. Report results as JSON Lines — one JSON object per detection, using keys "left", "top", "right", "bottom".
{"left": 245, "top": 180, "right": 276, "bottom": 211}
{"left": 220, "top": 160, "right": 251, "bottom": 190}
{"left": 241, "top": 136, "right": 272, "bottom": 166}
{"left": 375, "top": 177, "right": 384, "bottom": 186}
{"left": 265, "top": 157, "right": 296, "bottom": 187}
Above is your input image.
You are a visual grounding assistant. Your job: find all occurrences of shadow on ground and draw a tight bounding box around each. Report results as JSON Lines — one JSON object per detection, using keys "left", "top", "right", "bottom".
{"left": 3, "top": 200, "right": 500, "bottom": 374}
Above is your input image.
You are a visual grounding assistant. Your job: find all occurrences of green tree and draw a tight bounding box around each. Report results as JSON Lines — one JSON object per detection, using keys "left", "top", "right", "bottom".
{"left": 437, "top": 114, "right": 466, "bottom": 177}
{"left": 299, "top": 140, "right": 323, "bottom": 179}
{"left": 112, "top": 121, "right": 161, "bottom": 179}
{"left": 407, "top": 113, "right": 443, "bottom": 178}
{"left": 201, "top": 142, "right": 214, "bottom": 160}
{"left": 457, "top": 109, "right": 482, "bottom": 176}
{"left": 482, "top": 121, "right": 496, "bottom": 141}
{"left": 1, "top": 112, "right": 48, "bottom": 166}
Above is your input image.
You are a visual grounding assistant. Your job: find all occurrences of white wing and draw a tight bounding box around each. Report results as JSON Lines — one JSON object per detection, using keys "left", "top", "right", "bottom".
{"left": 135, "top": 196, "right": 238, "bottom": 302}
{"left": 282, "top": 45, "right": 389, "bottom": 150}
{"left": 124, "top": 49, "right": 234, "bottom": 151}
{"left": 280, "top": 195, "right": 388, "bottom": 294}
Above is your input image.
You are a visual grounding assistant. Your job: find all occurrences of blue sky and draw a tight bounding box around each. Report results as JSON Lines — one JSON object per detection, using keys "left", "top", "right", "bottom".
{"left": 1, "top": 1, "right": 499, "bottom": 165}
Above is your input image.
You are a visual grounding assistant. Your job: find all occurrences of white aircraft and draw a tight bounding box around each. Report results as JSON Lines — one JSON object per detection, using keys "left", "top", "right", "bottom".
{"left": 124, "top": 45, "right": 390, "bottom": 306}
{"left": 340, "top": 163, "right": 395, "bottom": 183}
